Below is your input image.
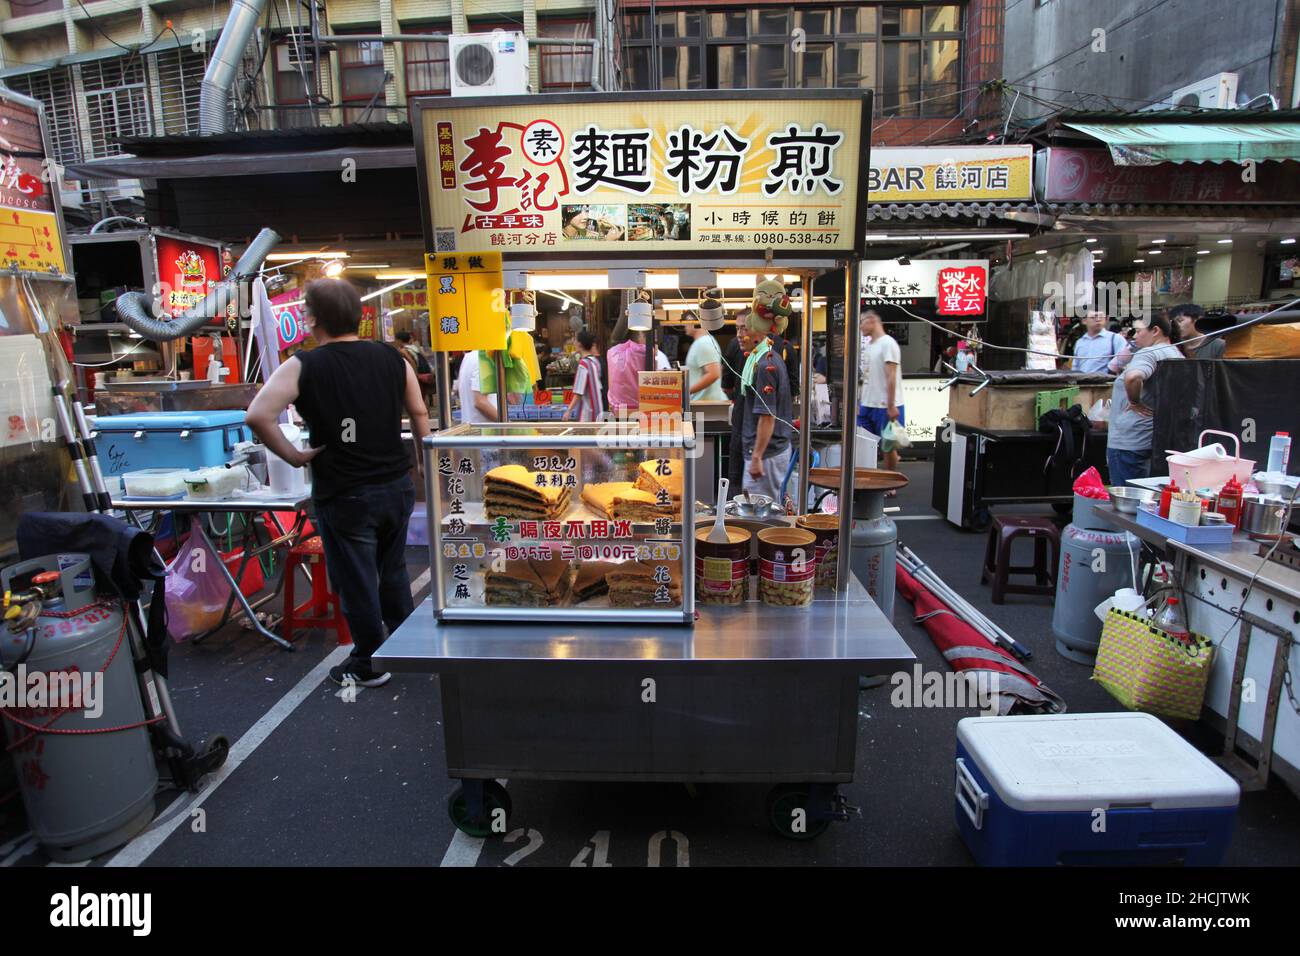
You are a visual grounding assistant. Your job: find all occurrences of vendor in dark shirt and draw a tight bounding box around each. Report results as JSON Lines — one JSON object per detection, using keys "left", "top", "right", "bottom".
{"left": 736, "top": 308, "right": 794, "bottom": 503}
{"left": 246, "top": 278, "right": 431, "bottom": 689}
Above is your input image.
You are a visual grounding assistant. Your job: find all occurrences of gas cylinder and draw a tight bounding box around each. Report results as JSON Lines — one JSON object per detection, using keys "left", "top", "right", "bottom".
{"left": 0, "top": 554, "right": 157, "bottom": 862}
{"left": 848, "top": 487, "right": 898, "bottom": 621}
{"left": 1052, "top": 524, "right": 1135, "bottom": 664}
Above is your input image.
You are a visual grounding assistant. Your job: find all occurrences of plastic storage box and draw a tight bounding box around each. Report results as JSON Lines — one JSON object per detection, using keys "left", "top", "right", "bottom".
{"left": 955, "top": 712, "right": 1239, "bottom": 866}
{"left": 92, "top": 411, "right": 251, "bottom": 477}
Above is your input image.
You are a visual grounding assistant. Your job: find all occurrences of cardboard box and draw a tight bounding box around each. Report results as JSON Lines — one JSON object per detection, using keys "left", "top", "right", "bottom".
{"left": 949, "top": 383, "right": 1112, "bottom": 431}
{"left": 1224, "top": 322, "right": 1300, "bottom": 360}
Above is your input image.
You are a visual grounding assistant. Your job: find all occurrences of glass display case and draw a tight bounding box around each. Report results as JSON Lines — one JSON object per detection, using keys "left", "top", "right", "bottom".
{"left": 424, "top": 421, "right": 696, "bottom": 624}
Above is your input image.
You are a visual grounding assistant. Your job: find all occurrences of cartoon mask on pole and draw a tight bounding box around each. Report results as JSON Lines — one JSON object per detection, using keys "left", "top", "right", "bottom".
{"left": 750, "top": 279, "right": 793, "bottom": 336}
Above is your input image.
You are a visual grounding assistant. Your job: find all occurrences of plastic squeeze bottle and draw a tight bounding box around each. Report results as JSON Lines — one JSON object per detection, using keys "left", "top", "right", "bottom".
{"left": 1217, "top": 475, "right": 1243, "bottom": 527}
{"left": 1268, "top": 432, "right": 1292, "bottom": 474}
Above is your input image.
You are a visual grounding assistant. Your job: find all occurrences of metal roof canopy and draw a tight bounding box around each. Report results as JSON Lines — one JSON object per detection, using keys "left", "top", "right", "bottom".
{"left": 66, "top": 146, "right": 414, "bottom": 181}
{"left": 1065, "top": 120, "right": 1300, "bottom": 166}
{"left": 1020, "top": 107, "right": 1300, "bottom": 167}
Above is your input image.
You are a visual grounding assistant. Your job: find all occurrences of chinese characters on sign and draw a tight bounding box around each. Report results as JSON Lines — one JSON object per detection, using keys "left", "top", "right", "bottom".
{"left": 421, "top": 97, "right": 864, "bottom": 254}
{"left": 936, "top": 267, "right": 987, "bottom": 316}
{"left": 860, "top": 260, "right": 989, "bottom": 317}
{"left": 866, "top": 147, "right": 1033, "bottom": 203}
{"left": 0, "top": 93, "right": 67, "bottom": 275}
{"left": 425, "top": 250, "right": 510, "bottom": 352}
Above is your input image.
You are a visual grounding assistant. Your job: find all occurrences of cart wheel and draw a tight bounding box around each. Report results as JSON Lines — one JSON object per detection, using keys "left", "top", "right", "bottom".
{"left": 447, "top": 781, "right": 512, "bottom": 837}
{"left": 969, "top": 508, "right": 992, "bottom": 533}
{"left": 196, "top": 735, "right": 229, "bottom": 774}
{"left": 766, "top": 783, "right": 830, "bottom": 840}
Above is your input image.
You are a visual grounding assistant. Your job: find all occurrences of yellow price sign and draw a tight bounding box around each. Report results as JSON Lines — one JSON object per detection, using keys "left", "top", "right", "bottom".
{"left": 425, "top": 251, "right": 509, "bottom": 352}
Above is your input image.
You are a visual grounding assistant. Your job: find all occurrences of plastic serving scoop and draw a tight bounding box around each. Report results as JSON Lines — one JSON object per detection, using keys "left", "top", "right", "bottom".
{"left": 707, "top": 477, "right": 731, "bottom": 543}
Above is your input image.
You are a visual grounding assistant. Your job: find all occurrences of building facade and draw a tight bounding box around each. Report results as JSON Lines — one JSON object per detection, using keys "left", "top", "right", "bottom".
{"left": 1002, "top": 0, "right": 1300, "bottom": 117}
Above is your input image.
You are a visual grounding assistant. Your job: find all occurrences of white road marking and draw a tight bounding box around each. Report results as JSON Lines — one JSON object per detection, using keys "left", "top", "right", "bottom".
{"left": 439, "top": 778, "right": 508, "bottom": 868}
{"left": 103, "top": 563, "right": 434, "bottom": 867}
{"left": 103, "top": 643, "right": 353, "bottom": 868}
{"left": 0, "top": 836, "right": 36, "bottom": 867}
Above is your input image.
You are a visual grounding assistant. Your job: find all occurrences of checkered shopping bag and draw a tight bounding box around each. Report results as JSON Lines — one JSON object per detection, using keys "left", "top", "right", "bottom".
{"left": 1092, "top": 608, "right": 1214, "bottom": 721}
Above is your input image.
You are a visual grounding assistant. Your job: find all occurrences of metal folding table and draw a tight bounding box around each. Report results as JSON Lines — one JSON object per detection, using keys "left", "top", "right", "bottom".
{"left": 112, "top": 493, "right": 314, "bottom": 650}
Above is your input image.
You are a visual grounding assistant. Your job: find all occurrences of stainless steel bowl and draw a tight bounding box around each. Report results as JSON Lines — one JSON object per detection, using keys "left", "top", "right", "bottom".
{"left": 1254, "top": 475, "right": 1293, "bottom": 497}
{"left": 1239, "top": 494, "right": 1294, "bottom": 537}
{"left": 1107, "top": 486, "right": 1157, "bottom": 515}
{"left": 727, "top": 494, "right": 778, "bottom": 520}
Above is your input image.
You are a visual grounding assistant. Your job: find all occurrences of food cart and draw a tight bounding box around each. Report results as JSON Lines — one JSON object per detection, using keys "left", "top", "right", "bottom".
{"left": 375, "top": 89, "right": 917, "bottom": 838}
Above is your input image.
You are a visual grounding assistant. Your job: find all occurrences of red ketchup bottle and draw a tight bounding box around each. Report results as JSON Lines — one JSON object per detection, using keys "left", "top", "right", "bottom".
{"left": 1158, "top": 477, "right": 1180, "bottom": 519}
{"left": 1217, "top": 476, "right": 1243, "bottom": 527}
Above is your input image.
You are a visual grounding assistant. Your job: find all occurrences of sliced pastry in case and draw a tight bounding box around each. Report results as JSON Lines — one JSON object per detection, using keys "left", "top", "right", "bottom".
{"left": 580, "top": 481, "right": 674, "bottom": 521}
{"left": 484, "top": 464, "right": 571, "bottom": 520}
{"left": 485, "top": 555, "right": 574, "bottom": 607}
{"left": 607, "top": 559, "right": 683, "bottom": 608}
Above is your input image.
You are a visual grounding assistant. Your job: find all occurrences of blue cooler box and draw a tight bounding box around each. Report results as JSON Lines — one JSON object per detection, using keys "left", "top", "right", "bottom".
{"left": 92, "top": 411, "right": 251, "bottom": 478}
{"left": 955, "top": 713, "right": 1239, "bottom": 866}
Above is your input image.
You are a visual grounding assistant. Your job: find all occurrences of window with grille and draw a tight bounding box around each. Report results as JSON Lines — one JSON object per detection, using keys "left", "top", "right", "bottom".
{"left": 338, "top": 31, "right": 387, "bottom": 122}
{"left": 274, "top": 33, "right": 319, "bottom": 128}
{"left": 4, "top": 67, "right": 82, "bottom": 165}
{"left": 79, "top": 56, "right": 152, "bottom": 158}
{"left": 540, "top": 17, "right": 594, "bottom": 90}
{"left": 153, "top": 47, "right": 210, "bottom": 135}
{"left": 403, "top": 24, "right": 451, "bottom": 97}
{"left": 621, "top": 3, "right": 964, "bottom": 116}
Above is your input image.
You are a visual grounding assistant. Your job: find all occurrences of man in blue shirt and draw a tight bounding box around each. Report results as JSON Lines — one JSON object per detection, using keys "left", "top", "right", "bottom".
{"left": 1071, "top": 311, "right": 1125, "bottom": 373}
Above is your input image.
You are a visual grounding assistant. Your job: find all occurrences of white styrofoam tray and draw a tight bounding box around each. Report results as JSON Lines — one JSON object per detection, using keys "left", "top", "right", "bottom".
{"left": 956, "top": 712, "right": 1239, "bottom": 813}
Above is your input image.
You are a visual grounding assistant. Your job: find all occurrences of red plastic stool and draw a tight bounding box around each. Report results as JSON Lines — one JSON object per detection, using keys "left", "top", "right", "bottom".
{"left": 282, "top": 536, "right": 351, "bottom": 645}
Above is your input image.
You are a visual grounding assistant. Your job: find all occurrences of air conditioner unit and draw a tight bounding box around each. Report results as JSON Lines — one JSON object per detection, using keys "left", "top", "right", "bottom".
{"left": 275, "top": 31, "right": 316, "bottom": 71}
{"left": 449, "top": 32, "right": 530, "bottom": 97}
{"left": 1147, "top": 72, "right": 1239, "bottom": 111}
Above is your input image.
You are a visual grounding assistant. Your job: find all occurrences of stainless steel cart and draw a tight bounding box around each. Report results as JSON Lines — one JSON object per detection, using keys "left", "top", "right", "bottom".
{"left": 375, "top": 576, "right": 914, "bottom": 839}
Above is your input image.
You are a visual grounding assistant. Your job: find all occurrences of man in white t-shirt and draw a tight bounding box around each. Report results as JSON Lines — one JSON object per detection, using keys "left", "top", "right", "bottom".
{"left": 685, "top": 319, "right": 726, "bottom": 401}
{"left": 857, "top": 309, "right": 904, "bottom": 472}
{"left": 457, "top": 350, "right": 498, "bottom": 423}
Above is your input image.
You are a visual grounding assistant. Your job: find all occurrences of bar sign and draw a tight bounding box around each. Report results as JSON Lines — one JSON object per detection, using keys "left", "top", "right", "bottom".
{"left": 437, "top": 122, "right": 456, "bottom": 190}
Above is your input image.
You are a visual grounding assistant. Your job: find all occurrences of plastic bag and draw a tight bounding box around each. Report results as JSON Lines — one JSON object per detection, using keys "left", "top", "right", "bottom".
{"left": 881, "top": 420, "right": 911, "bottom": 452}
{"left": 1072, "top": 466, "right": 1109, "bottom": 499}
{"left": 164, "top": 534, "right": 230, "bottom": 642}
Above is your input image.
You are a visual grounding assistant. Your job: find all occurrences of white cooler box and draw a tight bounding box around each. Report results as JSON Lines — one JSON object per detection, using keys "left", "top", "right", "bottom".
{"left": 955, "top": 713, "right": 1239, "bottom": 866}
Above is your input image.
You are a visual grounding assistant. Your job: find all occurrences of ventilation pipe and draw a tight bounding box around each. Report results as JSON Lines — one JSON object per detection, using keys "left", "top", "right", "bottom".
{"left": 114, "top": 228, "right": 281, "bottom": 341}
{"left": 198, "top": 0, "right": 269, "bottom": 134}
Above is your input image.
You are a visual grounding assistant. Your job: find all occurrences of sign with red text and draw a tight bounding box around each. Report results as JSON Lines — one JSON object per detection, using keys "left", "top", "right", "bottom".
{"left": 415, "top": 93, "right": 867, "bottom": 255}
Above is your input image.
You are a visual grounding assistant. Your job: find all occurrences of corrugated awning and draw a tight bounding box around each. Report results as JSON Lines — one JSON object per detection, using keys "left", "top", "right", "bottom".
{"left": 1065, "top": 120, "right": 1300, "bottom": 166}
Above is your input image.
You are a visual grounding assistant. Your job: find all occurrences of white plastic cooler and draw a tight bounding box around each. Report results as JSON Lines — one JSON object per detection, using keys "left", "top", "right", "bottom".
{"left": 955, "top": 713, "right": 1239, "bottom": 866}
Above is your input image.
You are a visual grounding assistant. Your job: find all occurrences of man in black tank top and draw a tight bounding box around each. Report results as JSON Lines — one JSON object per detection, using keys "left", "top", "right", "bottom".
{"left": 247, "top": 279, "right": 431, "bottom": 687}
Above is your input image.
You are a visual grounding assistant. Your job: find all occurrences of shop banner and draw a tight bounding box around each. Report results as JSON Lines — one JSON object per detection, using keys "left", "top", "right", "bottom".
{"left": 861, "top": 259, "right": 989, "bottom": 315}
{"left": 416, "top": 93, "right": 866, "bottom": 255}
{"left": 0, "top": 93, "right": 66, "bottom": 275}
{"left": 154, "top": 235, "right": 223, "bottom": 318}
{"left": 269, "top": 289, "right": 308, "bottom": 350}
{"left": 868, "top": 146, "right": 1032, "bottom": 203}
{"left": 426, "top": 251, "right": 510, "bottom": 351}
{"left": 1037, "top": 147, "right": 1300, "bottom": 204}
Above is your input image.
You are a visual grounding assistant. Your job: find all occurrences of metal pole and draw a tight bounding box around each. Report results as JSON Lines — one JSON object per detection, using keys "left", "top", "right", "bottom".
{"left": 836, "top": 260, "right": 861, "bottom": 593}
{"left": 494, "top": 351, "right": 508, "bottom": 424}
{"left": 435, "top": 351, "right": 452, "bottom": 430}
{"left": 797, "top": 273, "right": 813, "bottom": 515}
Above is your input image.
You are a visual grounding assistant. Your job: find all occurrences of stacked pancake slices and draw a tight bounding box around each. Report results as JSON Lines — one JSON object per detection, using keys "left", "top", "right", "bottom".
{"left": 484, "top": 464, "right": 570, "bottom": 521}
{"left": 485, "top": 556, "right": 574, "bottom": 607}
{"left": 580, "top": 482, "right": 672, "bottom": 521}
{"left": 634, "top": 459, "right": 682, "bottom": 507}
{"left": 607, "top": 559, "right": 683, "bottom": 608}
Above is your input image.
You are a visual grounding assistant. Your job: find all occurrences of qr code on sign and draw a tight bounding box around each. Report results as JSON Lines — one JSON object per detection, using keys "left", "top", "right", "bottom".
{"left": 435, "top": 229, "right": 456, "bottom": 252}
